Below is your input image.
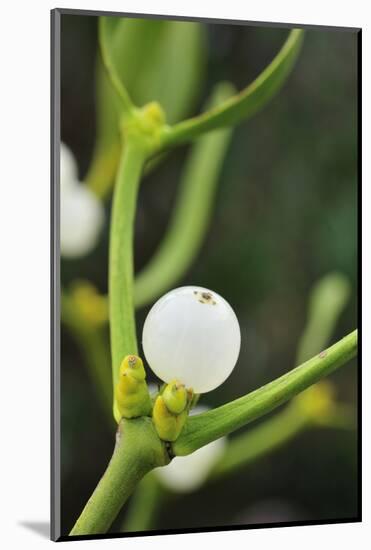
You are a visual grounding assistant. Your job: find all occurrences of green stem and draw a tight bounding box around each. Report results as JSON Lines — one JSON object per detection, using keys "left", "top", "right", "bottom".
{"left": 159, "top": 29, "right": 304, "bottom": 148}
{"left": 99, "top": 17, "right": 136, "bottom": 121}
{"left": 134, "top": 82, "right": 235, "bottom": 308}
{"left": 173, "top": 330, "right": 358, "bottom": 456}
{"left": 109, "top": 139, "right": 147, "bottom": 396}
{"left": 70, "top": 418, "right": 168, "bottom": 536}
{"left": 122, "top": 472, "right": 163, "bottom": 532}
{"left": 295, "top": 272, "right": 351, "bottom": 364}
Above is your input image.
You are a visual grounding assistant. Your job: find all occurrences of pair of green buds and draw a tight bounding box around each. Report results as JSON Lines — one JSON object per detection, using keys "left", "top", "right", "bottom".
{"left": 113, "top": 354, "right": 194, "bottom": 442}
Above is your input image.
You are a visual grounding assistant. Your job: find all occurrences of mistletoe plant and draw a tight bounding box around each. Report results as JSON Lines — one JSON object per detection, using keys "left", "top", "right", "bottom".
{"left": 122, "top": 273, "right": 354, "bottom": 532}
{"left": 68, "top": 19, "right": 357, "bottom": 536}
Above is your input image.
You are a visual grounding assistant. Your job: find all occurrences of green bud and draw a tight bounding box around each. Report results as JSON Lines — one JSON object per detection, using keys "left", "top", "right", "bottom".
{"left": 162, "top": 380, "right": 187, "bottom": 414}
{"left": 152, "top": 380, "right": 192, "bottom": 441}
{"left": 114, "top": 355, "right": 152, "bottom": 422}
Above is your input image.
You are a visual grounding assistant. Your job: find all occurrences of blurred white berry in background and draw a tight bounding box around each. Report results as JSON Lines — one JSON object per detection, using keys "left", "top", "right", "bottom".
{"left": 154, "top": 406, "right": 226, "bottom": 492}
{"left": 60, "top": 141, "right": 78, "bottom": 191}
{"left": 60, "top": 142, "right": 104, "bottom": 258}
{"left": 142, "top": 286, "right": 241, "bottom": 393}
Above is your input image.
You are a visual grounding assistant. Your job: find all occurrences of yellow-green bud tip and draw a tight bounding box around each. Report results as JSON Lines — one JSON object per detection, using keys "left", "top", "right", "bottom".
{"left": 142, "top": 101, "right": 166, "bottom": 126}
{"left": 120, "top": 354, "right": 142, "bottom": 371}
{"left": 127, "top": 355, "right": 138, "bottom": 367}
{"left": 163, "top": 380, "right": 187, "bottom": 414}
{"left": 119, "top": 355, "right": 146, "bottom": 382}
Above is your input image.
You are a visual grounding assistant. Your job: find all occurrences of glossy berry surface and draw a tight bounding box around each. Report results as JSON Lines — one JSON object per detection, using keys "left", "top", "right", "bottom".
{"left": 142, "top": 286, "right": 241, "bottom": 393}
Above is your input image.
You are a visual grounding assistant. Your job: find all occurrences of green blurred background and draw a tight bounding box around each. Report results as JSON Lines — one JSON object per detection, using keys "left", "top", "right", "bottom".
{"left": 60, "top": 14, "right": 358, "bottom": 535}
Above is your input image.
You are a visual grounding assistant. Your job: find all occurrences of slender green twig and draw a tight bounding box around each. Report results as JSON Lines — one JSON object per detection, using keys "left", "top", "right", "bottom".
{"left": 173, "top": 330, "right": 357, "bottom": 456}
{"left": 159, "top": 29, "right": 304, "bottom": 148}
{"left": 99, "top": 17, "right": 136, "bottom": 120}
{"left": 296, "top": 272, "right": 351, "bottom": 364}
{"left": 85, "top": 57, "right": 121, "bottom": 199}
{"left": 109, "top": 139, "right": 147, "bottom": 399}
{"left": 134, "top": 82, "right": 235, "bottom": 308}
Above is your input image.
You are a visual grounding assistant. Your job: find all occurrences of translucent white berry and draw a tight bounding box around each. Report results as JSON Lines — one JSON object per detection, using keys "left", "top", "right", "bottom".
{"left": 60, "top": 143, "right": 104, "bottom": 258}
{"left": 142, "top": 286, "right": 241, "bottom": 393}
{"left": 154, "top": 406, "right": 226, "bottom": 492}
{"left": 60, "top": 142, "right": 78, "bottom": 191}
{"left": 61, "top": 186, "right": 105, "bottom": 258}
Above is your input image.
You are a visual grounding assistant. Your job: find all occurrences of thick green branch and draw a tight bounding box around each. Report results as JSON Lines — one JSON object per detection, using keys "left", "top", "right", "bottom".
{"left": 159, "top": 29, "right": 304, "bottom": 148}
{"left": 173, "top": 330, "right": 358, "bottom": 456}
{"left": 70, "top": 418, "right": 168, "bottom": 536}
{"left": 109, "top": 139, "right": 147, "bottom": 397}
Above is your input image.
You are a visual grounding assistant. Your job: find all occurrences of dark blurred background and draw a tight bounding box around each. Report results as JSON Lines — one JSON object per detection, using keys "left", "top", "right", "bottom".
{"left": 60, "top": 14, "right": 358, "bottom": 535}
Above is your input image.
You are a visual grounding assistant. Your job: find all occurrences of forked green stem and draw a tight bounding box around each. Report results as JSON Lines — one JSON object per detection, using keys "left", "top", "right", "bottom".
{"left": 69, "top": 331, "right": 357, "bottom": 535}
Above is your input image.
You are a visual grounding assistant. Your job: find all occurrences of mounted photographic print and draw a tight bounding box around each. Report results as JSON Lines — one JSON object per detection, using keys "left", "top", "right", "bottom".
{"left": 51, "top": 8, "right": 360, "bottom": 542}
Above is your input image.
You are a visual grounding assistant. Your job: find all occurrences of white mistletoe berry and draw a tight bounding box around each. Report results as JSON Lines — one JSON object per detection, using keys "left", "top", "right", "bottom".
{"left": 142, "top": 286, "right": 241, "bottom": 393}
{"left": 60, "top": 143, "right": 104, "bottom": 258}
{"left": 154, "top": 406, "right": 226, "bottom": 492}
{"left": 60, "top": 142, "right": 78, "bottom": 191}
